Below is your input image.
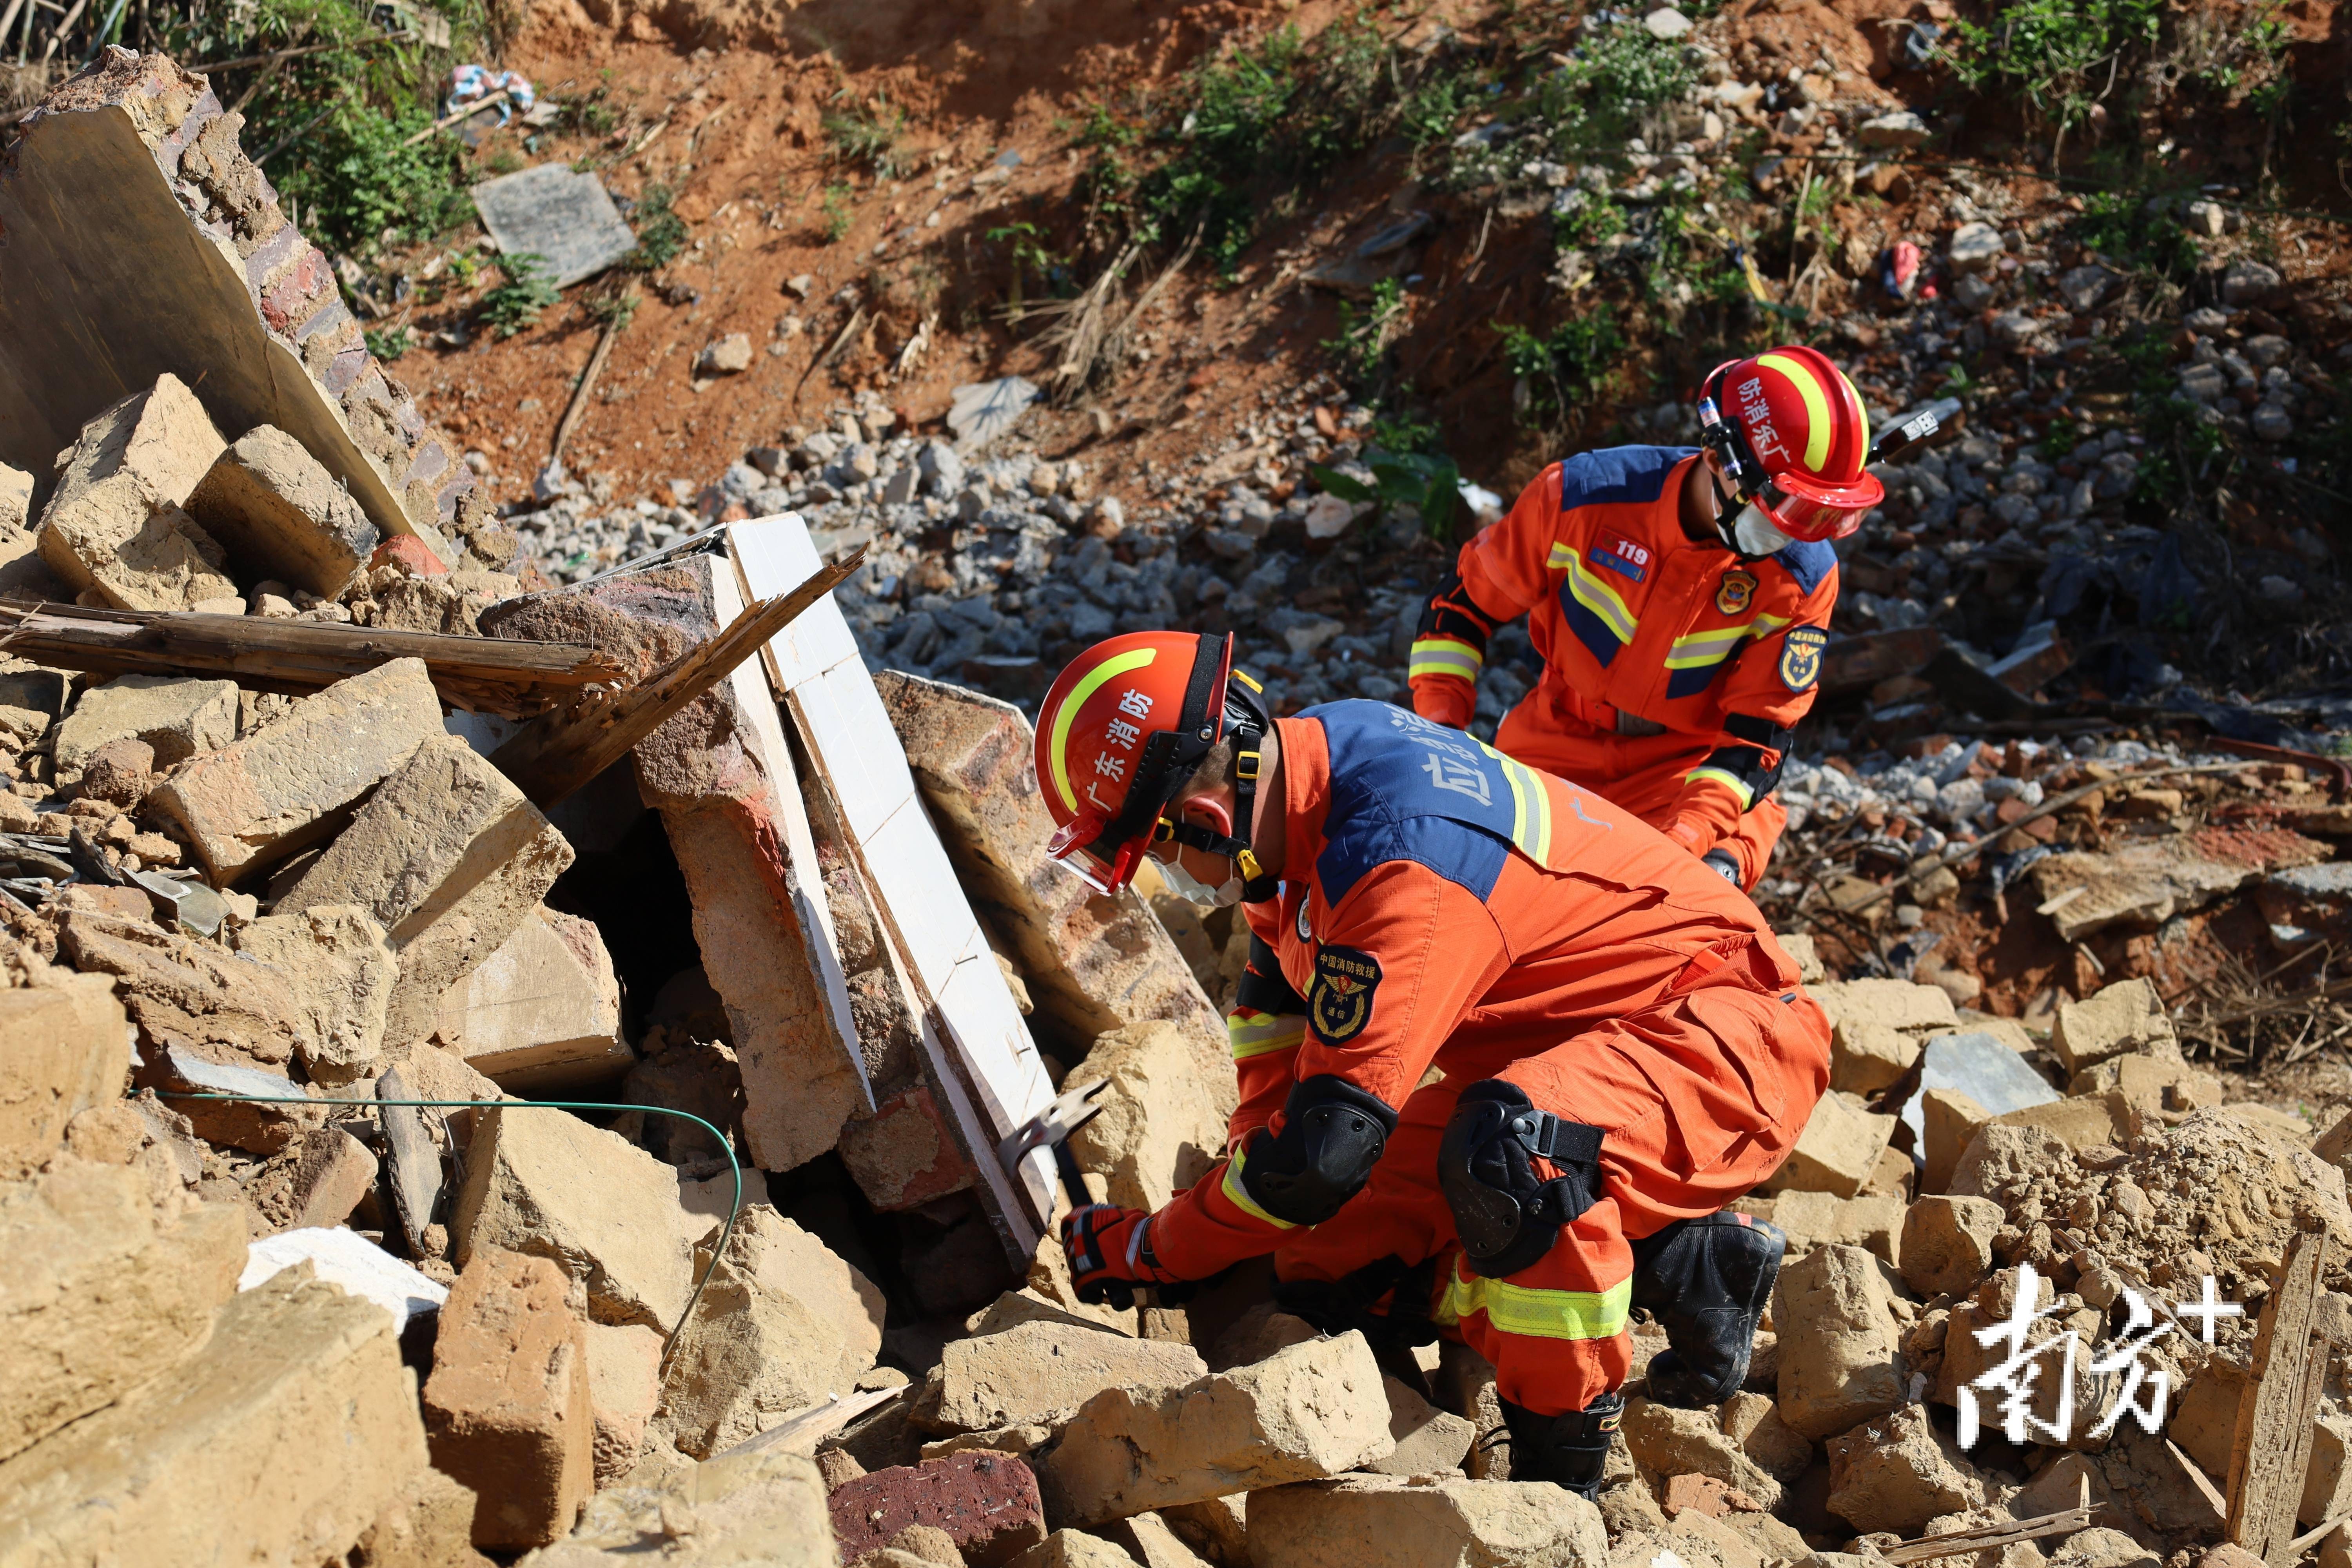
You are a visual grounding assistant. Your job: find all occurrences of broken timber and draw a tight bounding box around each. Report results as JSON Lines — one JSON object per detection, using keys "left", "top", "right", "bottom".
{"left": 1880, "top": 1497, "right": 2094, "bottom": 1564}
{"left": 2226, "top": 1225, "right": 2336, "bottom": 1566}
{"left": 492, "top": 548, "right": 861, "bottom": 808}
{"left": 0, "top": 601, "right": 623, "bottom": 718}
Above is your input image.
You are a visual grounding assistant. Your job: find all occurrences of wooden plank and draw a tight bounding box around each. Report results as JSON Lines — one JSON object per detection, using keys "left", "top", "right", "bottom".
{"left": 2227, "top": 1226, "right": 2336, "bottom": 1565}
{"left": 492, "top": 552, "right": 858, "bottom": 806}
{"left": 0, "top": 601, "right": 623, "bottom": 716}
{"left": 1880, "top": 1504, "right": 2093, "bottom": 1565}
{"left": 727, "top": 517, "right": 1056, "bottom": 1249}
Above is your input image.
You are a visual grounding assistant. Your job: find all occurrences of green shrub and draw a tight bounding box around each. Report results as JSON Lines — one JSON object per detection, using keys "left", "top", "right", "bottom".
{"left": 625, "top": 183, "right": 689, "bottom": 271}
{"left": 479, "top": 253, "right": 560, "bottom": 337}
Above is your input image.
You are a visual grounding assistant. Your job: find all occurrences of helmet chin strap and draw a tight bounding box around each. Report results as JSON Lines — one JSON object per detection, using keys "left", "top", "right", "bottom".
{"left": 1159, "top": 688, "right": 1279, "bottom": 903}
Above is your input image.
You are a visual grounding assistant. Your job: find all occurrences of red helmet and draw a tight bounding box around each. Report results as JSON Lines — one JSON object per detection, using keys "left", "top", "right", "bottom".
{"left": 1697, "top": 346, "right": 1884, "bottom": 541}
{"left": 1034, "top": 631, "right": 1267, "bottom": 895}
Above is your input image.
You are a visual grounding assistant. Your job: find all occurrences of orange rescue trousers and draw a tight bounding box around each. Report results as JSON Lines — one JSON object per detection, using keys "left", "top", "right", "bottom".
{"left": 1269, "top": 965, "right": 1826, "bottom": 1416}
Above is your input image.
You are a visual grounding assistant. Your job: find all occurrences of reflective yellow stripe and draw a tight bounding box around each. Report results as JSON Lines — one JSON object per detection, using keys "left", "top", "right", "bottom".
{"left": 1546, "top": 541, "right": 1574, "bottom": 570}
{"left": 1758, "top": 352, "right": 1833, "bottom": 473}
{"left": 1218, "top": 1147, "right": 1297, "bottom": 1230}
{"left": 1228, "top": 1011, "right": 1306, "bottom": 1060}
{"left": 1686, "top": 764, "right": 1757, "bottom": 809}
{"left": 1047, "top": 647, "right": 1157, "bottom": 813}
{"left": 1564, "top": 557, "right": 1638, "bottom": 644}
{"left": 1434, "top": 1267, "right": 1632, "bottom": 1341}
{"left": 1488, "top": 747, "right": 1554, "bottom": 867}
{"left": 1409, "top": 637, "right": 1484, "bottom": 682}
{"left": 1666, "top": 613, "right": 1795, "bottom": 670}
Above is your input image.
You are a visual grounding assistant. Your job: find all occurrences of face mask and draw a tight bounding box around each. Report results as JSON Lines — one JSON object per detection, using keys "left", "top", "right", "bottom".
{"left": 1732, "top": 502, "right": 1795, "bottom": 558}
{"left": 1159, "top": 854, "right": 1243, "bottom": 909}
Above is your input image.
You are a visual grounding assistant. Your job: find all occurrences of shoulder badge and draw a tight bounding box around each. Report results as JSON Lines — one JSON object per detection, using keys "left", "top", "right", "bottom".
{"left": 1296, "top": 901, "right": 1314, "bottom": 944}
{"left": 1779, "top": 625, "right": 1829, "bottom": 691}
{"left": 1715, "top": 569, "right": 1757, "bottom": 617}
{"left": 1308, "top": 946, "right": 1382, "bottom": 1045}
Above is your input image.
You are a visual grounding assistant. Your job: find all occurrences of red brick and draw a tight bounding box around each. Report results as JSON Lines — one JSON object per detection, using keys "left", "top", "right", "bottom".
{"left": 837, "top": 1082, "right": 977, "bottom": 1211}
{"left": 371, "top": 535, "right": 450, "bottom": 577}
{"left": 828, "top": 1452, "right": 1047, "bottom": 1567}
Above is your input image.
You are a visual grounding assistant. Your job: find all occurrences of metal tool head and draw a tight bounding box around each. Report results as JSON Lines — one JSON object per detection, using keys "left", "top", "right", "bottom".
{"left": 996, "top": 1077, "right": 1109, "bottom": 1171}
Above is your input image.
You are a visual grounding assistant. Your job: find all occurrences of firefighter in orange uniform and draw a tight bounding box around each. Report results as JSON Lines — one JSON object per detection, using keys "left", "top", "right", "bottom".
{"left": 1410, "top": 347, "right": 1892, "bottom": 889}
{"left": 1033, "top": 630, "right": 1831, "bottom": 1498}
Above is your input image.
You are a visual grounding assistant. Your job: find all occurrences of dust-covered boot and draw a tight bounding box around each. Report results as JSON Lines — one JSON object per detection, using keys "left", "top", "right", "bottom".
{"left": 1499, "top": 1391, "right": 1624, "bottom": 1500}
{"left": 1629, "top": 1211, "right": 1786, "bottom": 1408}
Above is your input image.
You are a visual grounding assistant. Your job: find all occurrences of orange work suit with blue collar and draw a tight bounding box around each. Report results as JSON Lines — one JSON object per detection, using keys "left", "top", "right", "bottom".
{"left": 1145, "top": 699, "right": 1830, "bottom": 1415}
{"left": 1409, "top": 447, "right": 1840, "bottom": 887}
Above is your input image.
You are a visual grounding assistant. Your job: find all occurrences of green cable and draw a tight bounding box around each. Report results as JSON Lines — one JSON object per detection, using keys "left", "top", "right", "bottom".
{"left": 156, "top": 1093, "right": 740, "bottom": 1370}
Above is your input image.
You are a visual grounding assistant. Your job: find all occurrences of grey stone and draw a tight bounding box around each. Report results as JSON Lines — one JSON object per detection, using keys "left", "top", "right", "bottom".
{"left": 2055, "top": 266, "right": 2114, "bottom": 314}
{"left": 1858, "top": 111, "right": 1929, "bottom": 149}
{"left": 473, "top": 164, "right": 639, "bottom": 287}
{"left": 2223, "top": 259, "right": 2282, "bottom": 307}
{"left": 947, "top": 378, "right": 1041, "bottom": 453}
{"left": 1946, "top": 222, "right": 2004, "bottom": 273}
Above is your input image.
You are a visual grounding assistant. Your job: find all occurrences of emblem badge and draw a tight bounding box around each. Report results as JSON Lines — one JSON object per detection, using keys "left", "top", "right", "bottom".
{"left": 1779, "top": 625, "right": 1829, "bottom": 691}
{"left": 1308, "top": 946, "right": 1382, "bottom": 1045}
{"left": 1296, "top": 902, "right": 1314, "bottom": 944}
{"left": 1715, "top": 570, "right": 1757, "bottom": 617}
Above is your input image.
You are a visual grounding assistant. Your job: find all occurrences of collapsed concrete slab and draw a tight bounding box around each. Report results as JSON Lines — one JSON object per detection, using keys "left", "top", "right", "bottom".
{"left": 450, "top": 1102, "right": 699, "bottom": 1332}
{"left": 278, "top": 733, "right": 574, "bottom": 1047}
{"left": 0, "top": 1157, "right": 249, "bottom": 1462}
{"left": 875, "top": 669, "right": 1234, "bottom": 1096}
{"left": 434, "top": 906, "right": 630, "bottom": 1092}
{"left": 480, "top": 556, "right": 869, "bottom": 1172}
{"left": 659, "top": 1205, "right": 886, "bottom": 1457}
{"left": 0, "top": 1269, "right": 428, "bottom": 1565}
{"left": 0, "top": 972, "right": 130, "bottom": 1178}
{"left": 185, "top": 423, "right": 382, "bottom": 595}
{"left": 53, "top": 672, "right": 238, "bottom": 774}
{"left": 423, "top": 1247, "right": 597, "bottom": 1550}
{"left": 1044, "top": 1332, "right": 1395, "bottom": 1524}
{"left": 0, "top": 51, "right": 480, "bottom": 566}
{"left": 146, "top": 655, "right": 445, "bottom": 882}
{"left": 34, "top": 370, "right": 237, "bottom": 609}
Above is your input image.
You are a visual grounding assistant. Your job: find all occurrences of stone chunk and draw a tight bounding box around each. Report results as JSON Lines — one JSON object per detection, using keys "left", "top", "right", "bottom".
{"left": 450, "top": 1100, "right": 699, "bottom": 1332}
{"left": 0, "top": 461, "right": 28, "bottom": 532}
{"left": 1990, "top": 1096, "right": 2129, "bottom": 1151}
{"left": 1100, "top": 1512, "right": 1212, "bottom": 1568}
{"left": 1621, "top": 1397, "right": 1785, "bottom": 1512}
{"left": 61, "top": 904, "right": 309, "bottom": 1074}
{"left": 1921, "top": 1087, "right": 1992, "bottom": 1194}
{"left": 0, "top": 972, "right": 129, "bottom": 1178}
{"left": 280, "top": 734, "right": 574, "bottom": 1045}
{"left": 936, "top": 1318, "right": 1206, "bottom": 1434}
{"left": 435, "top": 906, "right": 630, "bottom": 1091}
{"left": 840, "top": 1081, "right": 980, "bottom": 1211}
{"left": 1044, "top": 1332, "right": 1395, "bottom": 1524}
{"left": 244, "top": 1123, "right": 378, "bottom": 1232}
{"left": 1770, "top": 1190, "right": 1903, "bottom": 1266}
{"left": 1772, "top": 1093, "right": 1896, "bottom": 1198}
{"left": 54, "top": 673, "right": 238, "bottom": 774}
{"left": 425, "top": 1249, "right": 594, "bottom": 1548}
{"left": 233, "top": 902, "right": 397, "bottom": 1085}
{"left": 526, "top": 1446, "right": 836, "bottom": 1563}
{"left": 584, "top": 1321, "right": 664, "bottom": 1486}
{"left": 1367, "top": 1375, "right": 1478, "bottom": 1477}
{"left": 37, "top": 372, "right": 238, "bottom": 610}
{"left": 1899, "top": 1195, "right": 2004, "bottom": 1298}
{"left": 659, "top": 1205, "right": 886, "bottom": 1457}
{"left": 2051, "top": 979, "right": 2178, "bottom": 1076}
{"left": 1720, "top": 1390, "right": 1812, "bottom": 1483}
{"left": 1246, "top": 1473, "right": 1610, "bottom": 1568}
{"left": 1809, "top": 979, "right": 1960, "bottom": 1036}
{"left": 1833, "top": 1020, "right": 1923, "bottom": 1095}
{"left": 357, "top": 1465, "right": 496, "bottom": 1568}
{"left": 1825, "top": 1403, "right": 1980, "bottom": 1533}
{"left": 185, "top": 423, "right": 382, "bottom": 596}
{"left": 830, "top": 1452, "right": 1049, "bottom": 1567}
{"left": 0, "top": 1270, "right": 428, "bottom": 1564}
{"left": 875, "top": 670, "right": 1233, "bottom": 1105}
{"left": 1068, "top": 1020, "right": 1230, "bottom": 1212}
{"left": 147, "top": 656, "right": 445, "bottom": 882}
{"left": 1011, "top": 1530, "right": 1140, "bottom": 1568}
{"left": 0, "top": 1157, "right": 249, "bottom": 1462}
{"left": 1947, "top": 222, "right": 2005, "bottom": 273}
{"left": 1774, "top": 1244, "right": 1904, "bottom": 1440}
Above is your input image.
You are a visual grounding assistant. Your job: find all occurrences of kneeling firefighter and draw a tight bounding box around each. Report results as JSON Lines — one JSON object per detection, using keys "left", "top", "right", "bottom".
{"left": 1034, "top": 631, "right": 1831, "bottom": 1497}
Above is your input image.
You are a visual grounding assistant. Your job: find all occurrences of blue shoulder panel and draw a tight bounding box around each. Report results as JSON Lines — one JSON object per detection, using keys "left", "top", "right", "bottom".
{"left": 1772, "top": 539, "right": 1839, "bottom": 596}
{"left": 1306, "top": 701, "right": 1514, "bottom": 906}
{"left": 1558, "top": 446, "right": 1695, "bottom": 511}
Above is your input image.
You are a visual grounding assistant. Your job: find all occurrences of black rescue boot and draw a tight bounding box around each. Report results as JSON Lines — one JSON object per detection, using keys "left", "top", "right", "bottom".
{"left": 1629, "top": 1211, "right": 1786, "bottom": 1408}
{"left": 1500, "top": 1391, "right": 1624, "bottom": 1500}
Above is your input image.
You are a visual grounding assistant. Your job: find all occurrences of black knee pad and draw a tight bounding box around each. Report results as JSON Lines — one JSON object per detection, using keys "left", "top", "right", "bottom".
{"left": 1237, "top": 1075, "right": 1397, "bottom": 1227}
{"left": 1438, "top": 1081, "right": 1606, "bottom": 1279}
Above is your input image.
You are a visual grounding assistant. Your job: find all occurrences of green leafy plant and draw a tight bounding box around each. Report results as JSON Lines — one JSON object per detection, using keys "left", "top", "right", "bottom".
{"left": 820, "top": 183, "right": 855, "bottom": 244}
{"left": 559, "top": 89, "right": 620, "bottom": 138}
{"left": 262, "top": 101, "right": 475, "bottom": 257}
{"left": 1310, "top": 449, "right": 1463, "bottom": 541}
{"left": 1943, "top": 0, "right": 2162, "bottom": 154}
{"left": 1498, "top": 308, "right": 1624, "bottom": 425}
{"left": 479, "top": 253, "right": 560, "bottom": 338}
{"left": 1323, "top": 277, "right": 1407, "bottom": 390}
{"left": 362, "top": 324, "right": 412, "bottom": 360}
{"left": 585, "top": 283, "right": 641, "bottom": 333}
{"left": 625, "top": 183, "right": 689, "bottom": 271}
{"left": 824, "top": 94, "right": 907, "bottom": 179}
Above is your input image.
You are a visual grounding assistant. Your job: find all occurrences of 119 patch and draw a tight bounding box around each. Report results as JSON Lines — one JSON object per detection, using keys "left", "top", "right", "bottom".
{"left": 1308, "top": 945, "right": 1382, "bottom": 1044}
{"left": 1779, "top": 625, "right": 1829, "bottom": 691}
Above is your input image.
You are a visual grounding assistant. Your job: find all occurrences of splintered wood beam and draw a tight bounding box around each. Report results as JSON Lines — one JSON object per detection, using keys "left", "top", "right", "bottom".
{"left": 1880, "top": 1502, "right": 2095, "bottom": 1565}
{"left": 0, "top": 602, "right": 626, "bottom": 718}
{"left": 490, "top": 548, "right": 861, "bottom": 808}
{"left": 2227, "top": 1225, "right": 2335, "bottom": 1566}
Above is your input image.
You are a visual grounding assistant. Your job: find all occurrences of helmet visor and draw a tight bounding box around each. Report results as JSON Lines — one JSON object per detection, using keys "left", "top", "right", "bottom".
{"left": 1046, "top": 812, "right": 1153, "bottom": 896}
{"left": 1756, "top": 469, "right": 1885, "bottom": 542}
